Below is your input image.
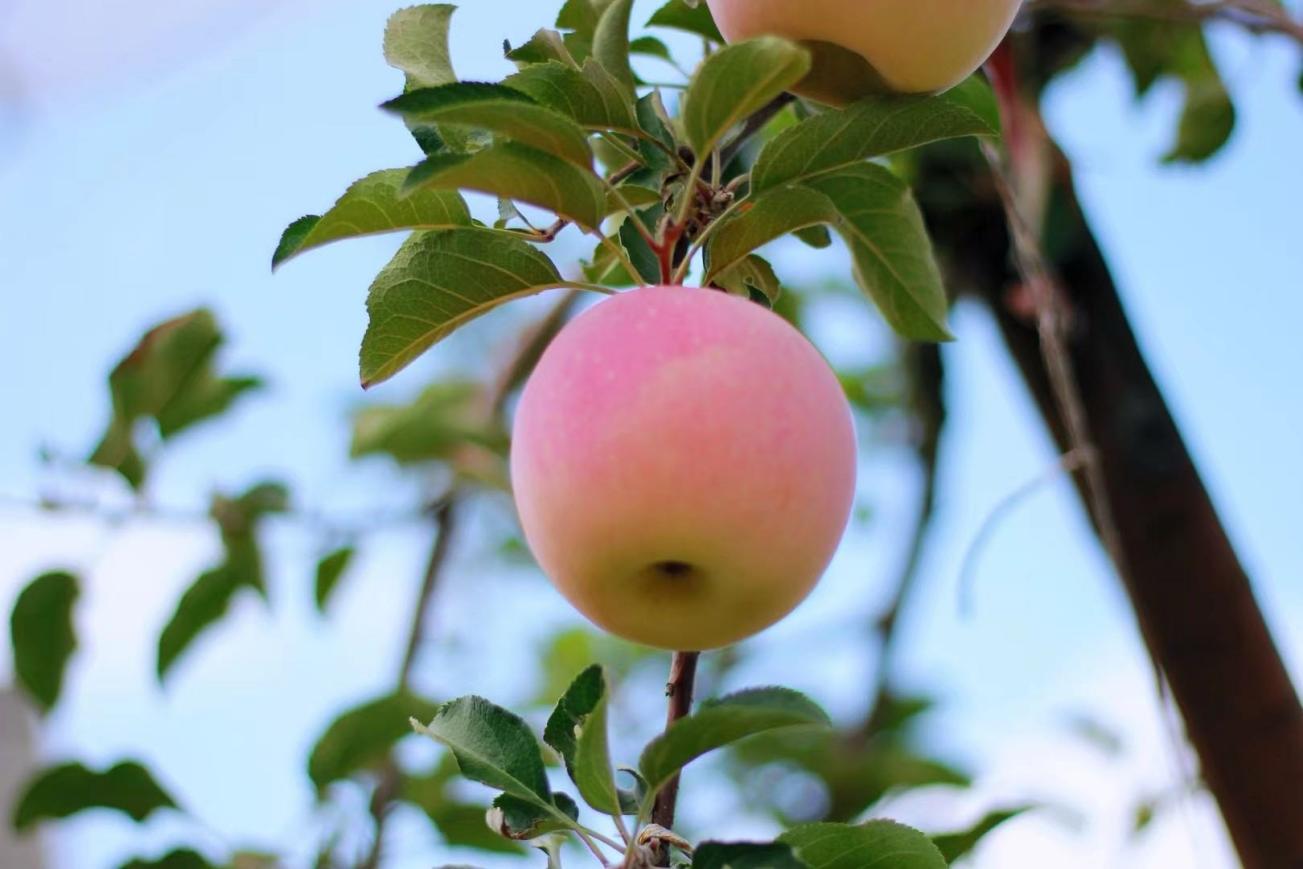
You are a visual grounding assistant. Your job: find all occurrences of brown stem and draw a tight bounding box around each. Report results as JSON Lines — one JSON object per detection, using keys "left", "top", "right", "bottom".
{"left": 399, "top": 498, "right": 459, "bottom": 686}
{"left": 649, "top": 651, "right": 700, "bottom": 861}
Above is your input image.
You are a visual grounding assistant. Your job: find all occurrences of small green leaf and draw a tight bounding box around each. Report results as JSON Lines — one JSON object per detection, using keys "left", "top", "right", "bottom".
{"left": 705, "top": 185, "right": 834, "bottom": 281}
{"left": 693, "top": 841, "right": 808, "bottom": 869}
{"left": 751, "top": 76, "right": 1000, "bottom": 192}
{"left": 12, "top": 761, "right": 176, "bottom": 830}
{"left": 419, "top": 800, "right": 525, "bottom": 853}
{"left": 932, "top": 806, "right": 1030, "bottom": 862}
{"left": 308, "top": 692, "right": 441, "bottom": 792}
{"left": 360, "top": 228, "right": 572, "bottom": 387}
{"left": 781, "top": 821, "right": 947, "bottom": 869}
{"left": 384, "top": 5, "right": 458, "bottom": 88}
{"left": 120, "top": 849, "right": 215, "bottom": 869}
{"left": 383, "top": 83, "right": 594, "bottom": 168}
{"left": 156, "top": 567, "right": 242, "bottom": 680}
{"left": 413, "top": 696, "right": 555, "bottom": 809}
{"left": 682, "top": 37, "right": 811, "bottom": 157}
{"left": 647, "top": 0, "right": 724, "bottom": 42}
{"left": 506, "top": 29, "right": 580, "bottom": 67}
{"left": 489, "top": 792, "right": 580, "bottom": 839}
{"left": 593, "top": 0, "right": 636, "bottom": 91}
{"left": 505, "top": 60, "right": 640, "bottom": 134}
{"left": 1163, "top": 77, "right": 1234, "bottom": 164}
{"left": 352, "top": 380, "right": 504, "bottom": 464}
{"left": 639, "top": 687, "right": 830, "bottom": 798}
{"left": 543, "top": 666, "right": 626, "bottom": 814}
{"left": 630, "top": 36, "right": 672, "bottom": 62}
{"left": 272, "top": 170, "right": 470, "bottom": 268}
{"left": 405, "top": 143, "right": 605, "bottom": 229}
{"left": 557, "top": 0, "right": 604, "bottom": 39}
{"left": 10, "top": 570, "right": 78, "bottom": 714}
{"left": 713, "top": 255, "right": 782, "bottom": 306}
{"left": 314, "top": 547, "right": 356, "bottom": 613}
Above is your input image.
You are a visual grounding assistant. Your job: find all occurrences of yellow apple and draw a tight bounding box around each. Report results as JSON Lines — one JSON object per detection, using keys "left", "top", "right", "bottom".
{"left": 510, "top": 286, "right": 857, "bottom": 651}
{"left": 705, "top": 0, "right": 1022, "bottom": 101}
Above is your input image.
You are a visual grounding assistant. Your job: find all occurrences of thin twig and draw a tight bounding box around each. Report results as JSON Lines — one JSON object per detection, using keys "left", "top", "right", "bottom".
{"left": 1028, "top": 0, "right": 1303, "bottom": 43}
{"left": 648, "top": 651, "right": 700, "bottom": 864}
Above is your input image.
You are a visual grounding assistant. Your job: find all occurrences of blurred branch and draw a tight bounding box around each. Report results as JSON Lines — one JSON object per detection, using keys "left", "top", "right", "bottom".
{"left": 1028, "top": 0, "right": 1303, "bottom": 43}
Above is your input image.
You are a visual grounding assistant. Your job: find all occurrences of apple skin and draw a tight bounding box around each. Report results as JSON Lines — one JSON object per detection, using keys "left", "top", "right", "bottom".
{"left": 705, "top": 0, "right": 1022, "bottom": 100}
{"left": 510, "top": 285, "right": 857, "bottom": 651}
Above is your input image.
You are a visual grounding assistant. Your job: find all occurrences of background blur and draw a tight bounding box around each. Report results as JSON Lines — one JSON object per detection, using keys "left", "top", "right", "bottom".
{"left": 1, "top": 1, "right": 1300, "bottom": 867}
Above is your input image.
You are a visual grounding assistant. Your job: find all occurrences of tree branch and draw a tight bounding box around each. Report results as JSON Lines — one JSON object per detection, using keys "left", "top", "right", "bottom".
{"left": 649, "top": 651, "right": 700, "bottom": 863}
{"left": 1028, "top": 0, "right": 1303, "bottom": 43}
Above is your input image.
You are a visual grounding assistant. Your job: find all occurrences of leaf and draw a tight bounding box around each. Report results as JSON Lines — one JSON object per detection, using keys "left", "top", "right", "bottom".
{"left": 405, "top": 143, "right": 605, "bottom": 229}
{"left": 705, "top": 185, "right": 835, "bottom": 280}
{"left": 1163, "top": 76, "right": 1234, "bottom": 164}
{"left": 120, "top": 849, "right": 215, "bottom": 869}
{"left": 693, "top": 842, "right": 809, "bottom": 869}
{"left": 308, "top": 692, "right": 441, "bottom": 792}
{"left": 351, "top": 380, "right": 505, "bottom": 464}
{"left": 713, "top": 255, "right": 782, "bottom": 306}
{"left": 750, "top": 76, "right": 1000, "bottom": 192}
{"left": 489, "top": 792, "right": 580, "bottom": 840}
{"left": 384, "top": 4, "right": 457, "bottom": 88}
{"left": 156, "top": 567, "right": 242, "bottom": 681}
{"left": 359, "top": 228, "right": 570, "bottom": 387}
{"left": 272, "top": 170, "right": 470, "bottom": 268}
{"left": 805, "top": 165, "right": 952, "bottom": 340}
{"left": 314, "top": 547, "right": 356, "bottom": 613}
{"left": 647, "top": 0, "right": 724, "bottom": 42}
{"left": 638, "top": 687, "right": 830, "bottom": 798}
{"left": 413, "top": 696, "right": 556, "bottom": 811}
{"left": 543, "top": 666, "right": 625, "bottom": 814}
{"left": 630, "top": 36, "right": 672, "bottom": 62}
{"left": 9, "top": 570, "right": 78, "bottom": 713}
{"left": 506, "top": 29, "right": 581, "bottom": 67}
{"left": 504, "top": 60, "right": 640, "bottom": 135}
{"left": 593, "top": 0, "right": 636, "bottom": 91}
{"left": 382, "top": 83, "right": 594, "bottom": 167}
{"left": 557, "top": 0, "right": 604, "bottom": 39}
{"left": 12, "top": 761, "right": 176, "bottom": 830}
{"left": 932, "top": 807, "right": 1029, "bottom": 862}
{"left": 781, "top": 821, "right": 947, "bottom": 869}
{"left": 682, "top": 37, "right": 811, "bottom": 157}
{"left": 89, "top": 310, "right": 260, "bottom": 488}
{"left": 401, "top": 768, "right": 525, "bottom": 854}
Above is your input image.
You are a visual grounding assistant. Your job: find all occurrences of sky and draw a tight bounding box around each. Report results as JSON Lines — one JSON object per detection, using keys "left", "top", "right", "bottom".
{"left": 0, "top": 1, "right": 1300, "bottom": 867}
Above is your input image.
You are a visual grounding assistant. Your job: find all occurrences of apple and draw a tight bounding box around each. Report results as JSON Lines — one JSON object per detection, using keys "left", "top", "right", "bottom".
{"left": 510, "top": 285, "right": 857, "bottom": 651}
{"left": 705, "top": 0, "right": 1022, "bottom": 100}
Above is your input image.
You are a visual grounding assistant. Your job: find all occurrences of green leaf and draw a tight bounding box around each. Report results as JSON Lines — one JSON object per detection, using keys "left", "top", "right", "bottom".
{"left": 89, "top": 310, "right": 260, "bottom": 488}
{"left": 308, "top": 692, "right": 441, "bottom": 792}
{"left": 156, "top": 566, "right": 242, "bottom": 680}
{"left": 713, "top": 255, "right": 782, "bottom": 306}
{"left": 806, "top": 165, "right": 951, "bottom": 340}
{"left": 1163, "top": 76, "right": 1234, "bottom": 164}
{"left": 272, "top": 170, "right": 470, "bottom": 268}
{"left": 384, "top": 5, "right": 457, "bottom": 88}
{"left": 506, "top": 29, "right": 581, "bottom": 67}
{"left": 593, "top": 0, "right": 636, "bottom": 91}
{"left": 630, "top": 36, "right": 672, "bottom": 62}
{"left": 405, "top": 143, "right": 605, "bottom": 229}
{"left": 543, "top": 666, "right": 626, "bottom": 814}
{"left": 781, "top": 821, "right": 947, "bottom": 869}
{"left": 120, "top": 849, "right": 215, "bottom": 869}
{"left": 932, "top": 807, "right": 1030, "bottom": 863}
{"left": 682, "top": 37, "right": 811, "bottom": 157}
{"left": 413, "top": 696, "right": 556, "bottom": 810}
{"left": 557, "top": 0, "right": 605, "bottom": 39}
{"left": 12, "top": 761, "right": 176, "bottom": 830}
{"left": 352, "top": 380, "right": 504, "bottom": 465}
{"left": 705, "top": 185, "right": 834, "bottom": 280}
{"left": 647, "top": 0, "right": 724, "bottom": 42}
{"left": 751, "top": 76, "right": 1000, "bottom": 192}
{"left": 425, "top": 801, "right": 525, "bottom": 853}
{"left": 639, "top": 687, "right": 830, "bottom": 798}
{"left": 10, "top": 570, "right": 78, "bottom": 713}
{"left": 314, "top": 547, "right": 356, "bottom": 613}
{"left": 505, "top": 60, "right": 640, "bottom": 134}
{"left": 382, "top": 83, "right": 594, "bottom": 167}
{"left": 360, "top": 228, "right": 571, "bottom": 387}
{"left": 693, "top": 842, "right": 809, "bottom": 869}
{"left": 489, "top": 792, "right": 580, "bottom": 840}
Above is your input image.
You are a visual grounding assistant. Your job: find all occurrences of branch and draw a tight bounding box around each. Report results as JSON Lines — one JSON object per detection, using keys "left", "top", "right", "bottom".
{"left": 648, "top": 651, "right": 700, "bottom": 864}
{"left": 1028, "top": 0, "right": 1303, "bottom": 43}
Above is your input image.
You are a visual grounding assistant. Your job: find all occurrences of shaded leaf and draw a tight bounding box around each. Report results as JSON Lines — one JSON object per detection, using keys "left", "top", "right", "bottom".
{"left": 489, "top": 792, "right": 580, "bottom": 840}
{"left": 308, "top": 692, "right": 441, "bottom": 792}
{"left": 505, "top": 60, "right": 640, "bottom": 134}
{"left": 932, "top": 806, "right": 1031, "bottom": 862}
{"left": 682, "top": 37, "right": 811, "bottom": 157}
{"left": 12, "top": 761, "right": 176, "bottom": 830}
{"left": 156, "top": 567, "right": 242, "bottom": 681}
{"left": 593, "top": 0, "right": 636, "bottom": 91}
{"left": 272, "top": 170, "right": 470, "bottom": 268}
{"left": 693, "top": 841, "right": 808, "bottom": 869}
{"left": 405, "top": 143, "right": 605, "bottom": 229}
{"left": 383, "top": 83, "right": 594, "bottom": 167}
{"left": 360, "top": 228, "right": 571, "bottom": 387}
{"left": 351, "top": 380, "right": 504, "bottom": 464}
{"left": 506, "top": 29, "right": 580, "bottom": 67}
{"left": 751, "top": 76, "right": 1000, "bottom": 192}
{"left": 120, "top": 849, "right": 215, "bottom": 869}
{"left": 314, "top": 546, "right": 356, "bottom": 613}
{"left": 781, "top": 821, "right": 946, "bottom": 869}
{"left": 647, "top": 0, "right": 724, "bottom": 42}
{"left": 630, "top": 36, "right": 672, "bottom": 62}
{"left": 9, "top": 570, "right": 78, "bottom": 713}
{"left": 713, "top": 254, "right": 782, "bottom": 306}
{"left": 639, "top": 688, "right": 830, "bottom": 797}
{"left": 543, "top": 666, "right": 626, "bottom": 814}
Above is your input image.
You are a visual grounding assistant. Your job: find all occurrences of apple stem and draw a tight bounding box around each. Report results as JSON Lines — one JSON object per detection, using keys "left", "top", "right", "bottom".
{"left": 649, "top": 650, "right": 700, "bottom": 860}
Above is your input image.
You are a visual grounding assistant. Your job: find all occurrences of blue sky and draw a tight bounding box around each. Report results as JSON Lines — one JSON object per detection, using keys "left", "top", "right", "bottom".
{"left": 1, "top": 2, "right": 1300, "bottom": 867}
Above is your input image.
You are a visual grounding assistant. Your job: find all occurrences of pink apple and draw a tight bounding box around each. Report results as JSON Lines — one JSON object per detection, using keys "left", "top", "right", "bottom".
{"left": 510, "top": 285, "right": 857, "bottom": 651}
{"left": 705, "top": 0, "right": 1022, "bottom": 100}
